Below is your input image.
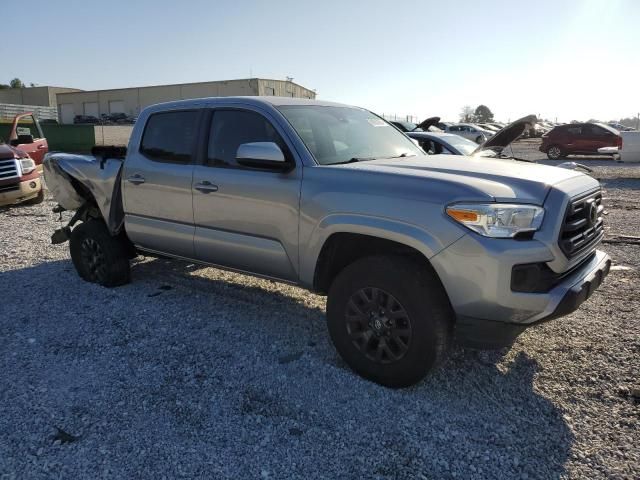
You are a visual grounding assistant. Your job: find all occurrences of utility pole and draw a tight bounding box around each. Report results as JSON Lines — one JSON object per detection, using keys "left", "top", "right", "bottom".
{"left": 637, "top": 112, "right": 639, "bottom": 130}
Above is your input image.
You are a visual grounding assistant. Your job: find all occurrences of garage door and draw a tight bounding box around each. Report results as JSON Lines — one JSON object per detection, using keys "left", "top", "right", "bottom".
{"left": 83, "top": 102, "right": 99, "bottom": 117}
{"left": 59, "top": 103, "right": 74, "bottom": 124}
{"left": 109, "top": 100, "right": 125, "bottom": 114}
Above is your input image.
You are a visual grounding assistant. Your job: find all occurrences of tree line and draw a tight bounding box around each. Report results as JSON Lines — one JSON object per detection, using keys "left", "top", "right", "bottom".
{"left": 460, "top": 105, "right": 494, "bottom": 123}
{"left": 0, "top": 78, "right": 35, "bottom": 89}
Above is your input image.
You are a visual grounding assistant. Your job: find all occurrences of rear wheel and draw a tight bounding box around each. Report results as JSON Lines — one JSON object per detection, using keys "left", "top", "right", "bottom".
{"left": 69, "top": 220, "right": 131, "bottom": 287}
{"left": 547, "top": 145, "right": 564, "bottom": 160}
{"left": 326, "top": 255, "right": 453, "bottom": 388}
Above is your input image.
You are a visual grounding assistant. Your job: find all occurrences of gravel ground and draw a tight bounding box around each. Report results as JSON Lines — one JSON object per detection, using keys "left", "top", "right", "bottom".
{"left": 1, "top": 148, "right": 638, "bottom": 479}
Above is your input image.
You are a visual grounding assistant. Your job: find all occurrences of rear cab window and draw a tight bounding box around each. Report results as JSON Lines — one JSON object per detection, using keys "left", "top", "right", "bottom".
{"left": 140, "top": 111, "right": 200, "bottom": 163}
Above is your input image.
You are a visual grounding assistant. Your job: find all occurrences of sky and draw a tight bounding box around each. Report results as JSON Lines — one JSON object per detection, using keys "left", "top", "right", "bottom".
{"left": 1, "top": 0, "right": 638, "bottom": 123}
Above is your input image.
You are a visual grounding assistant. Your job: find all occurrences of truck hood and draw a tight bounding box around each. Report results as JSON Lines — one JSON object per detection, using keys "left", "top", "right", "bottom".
{"left": 472, "top": 114, "right": 537, "bottom": 155}
{"left": 415, "top": 116, "right": 441, "bottom": 131}
{"left": 338, "top": 154, "right": 594, "bottom": 203}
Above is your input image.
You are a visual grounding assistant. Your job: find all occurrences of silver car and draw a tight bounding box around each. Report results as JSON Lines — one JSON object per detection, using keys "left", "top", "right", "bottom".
{"left": 447, "top": 123, "right": 496, "bottom": 143}
{"left": 44, "top": 97, "right": 610, "bottom": 388}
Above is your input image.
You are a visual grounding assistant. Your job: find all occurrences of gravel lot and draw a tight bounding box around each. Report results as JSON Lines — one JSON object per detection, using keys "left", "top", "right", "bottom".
{"left": 1, "top": 145, "right": 638, "bottom": 479}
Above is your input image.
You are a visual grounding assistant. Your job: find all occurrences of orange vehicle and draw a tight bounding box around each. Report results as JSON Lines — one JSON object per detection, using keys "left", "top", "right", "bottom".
{"left": 0, "top": 113, "right": 47, "bottom": 206}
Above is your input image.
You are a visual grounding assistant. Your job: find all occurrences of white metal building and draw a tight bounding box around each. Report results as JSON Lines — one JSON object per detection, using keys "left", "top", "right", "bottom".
{"left": 55, "top": 78, "right": 316, "bottom": 124}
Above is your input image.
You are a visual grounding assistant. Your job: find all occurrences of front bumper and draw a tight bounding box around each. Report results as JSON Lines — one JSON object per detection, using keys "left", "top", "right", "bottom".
{"left": 0, "top": 177, "right": 42, "bottom": 206}
{"left": 453, "top": 250, "right": 611, "bottom": 349}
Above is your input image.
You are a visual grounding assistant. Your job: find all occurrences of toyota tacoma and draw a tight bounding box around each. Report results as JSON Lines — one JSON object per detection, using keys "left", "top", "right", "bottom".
{"left": 43, "top": 97, "right": 610, "bottom": 387}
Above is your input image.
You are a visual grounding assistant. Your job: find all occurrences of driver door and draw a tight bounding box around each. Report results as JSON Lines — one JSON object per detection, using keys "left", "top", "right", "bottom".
{"left": 192, "top": 108, "right": 302, "bottom": 281}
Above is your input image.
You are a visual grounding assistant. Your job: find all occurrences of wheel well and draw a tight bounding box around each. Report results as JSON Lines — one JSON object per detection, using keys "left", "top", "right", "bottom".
{"left": 313, "top": 233, "right": 432, "bottom": 295}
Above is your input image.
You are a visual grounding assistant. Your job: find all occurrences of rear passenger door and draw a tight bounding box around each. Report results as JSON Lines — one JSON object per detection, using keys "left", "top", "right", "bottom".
{"left": 191, "top": 107, "right": 302, "bottom": 281}
{"left": 122, "top": 109, "right": 202, "bottom": 258}
{"left": 582, "top": 124, "right": 618, "bottom": 153}
{"left": 564, "top": 125, "right": 583, "bottom": 153}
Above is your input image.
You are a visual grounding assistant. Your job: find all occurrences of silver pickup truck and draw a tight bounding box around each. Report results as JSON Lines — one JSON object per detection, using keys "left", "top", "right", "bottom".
{"left": 44, "top": 97, "right": 610, "bottom": 387}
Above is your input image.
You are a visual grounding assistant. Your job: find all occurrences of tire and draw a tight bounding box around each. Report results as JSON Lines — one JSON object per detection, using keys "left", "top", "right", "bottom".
{"left": 24, "top": 189, "right": 45, "bottom": 205}
{"left": 69, "top": 220, "right": 131, "bottom": 287}
{"left": 326, "top": 255, "right": 453, "bottom": 388}
{"left": 546, "top": 145, "right": 564, "bottom": 160}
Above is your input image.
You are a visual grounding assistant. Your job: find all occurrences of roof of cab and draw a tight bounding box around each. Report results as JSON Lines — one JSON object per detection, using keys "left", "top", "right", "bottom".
{"left": 143, "top": 96, "right": 353, "bottom": 114}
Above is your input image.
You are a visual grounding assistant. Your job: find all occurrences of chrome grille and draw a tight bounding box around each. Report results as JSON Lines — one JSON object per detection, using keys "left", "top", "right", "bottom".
{"left": 0, "top": 159, "right": 19, "bottom": 181}
{"left": 559, "top": 190, "right": 604, "bottom": 258}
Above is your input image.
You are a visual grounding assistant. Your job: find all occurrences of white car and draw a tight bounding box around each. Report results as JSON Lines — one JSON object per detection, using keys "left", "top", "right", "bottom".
{"left": 446, "top": 123, "right": 495, "bottom": 143}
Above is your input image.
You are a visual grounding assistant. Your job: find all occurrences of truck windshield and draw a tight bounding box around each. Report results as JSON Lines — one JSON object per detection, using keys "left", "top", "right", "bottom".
{"left": 278, "top": 105, "right": 423, "bottom": 165}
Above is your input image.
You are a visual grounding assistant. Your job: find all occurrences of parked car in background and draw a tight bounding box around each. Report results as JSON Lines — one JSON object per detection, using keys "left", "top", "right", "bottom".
{"left": 389, "top": 117, "right": 442, "bottom": 132}
{"left": 100, "top": 112, "right": 137, "bottom": 125}
{"left": 0, "top": 112, "right": 46, "bottom": 206}
{"left": 446, "top": 123, "right": 495, "bottom": 143}
{"left": 477, "top": 123, "right": 501, "bottom": 132}
{"left": 608, "top": 122, "right": 634, "bottom": 132}
{"left": 74, "top": 115, "right": 100, "bottom": 124}
{"left": 436, "top": 121, "right": 453, "bottom": 131}
{"left": 6, "top": 112, "right": 49, "bottom": 167}
{"left": 409, "top": 115, "right": 536, "bottom": 159}
{"left": 408, "top": 132, "right": 481, "bottom": 156}
{"left": 540, "top": 122, "right": 622, "bottom": 159}
{"left": 528, "top": 123, "right": 551, "bottom": 138}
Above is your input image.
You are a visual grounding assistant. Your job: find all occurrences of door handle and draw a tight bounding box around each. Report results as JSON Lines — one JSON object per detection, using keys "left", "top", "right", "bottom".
{"left": 127, "top": 174, "right": 145, "bottom": 185}
{"left": 194, "top": 181, "right": 218, "bottom": 193}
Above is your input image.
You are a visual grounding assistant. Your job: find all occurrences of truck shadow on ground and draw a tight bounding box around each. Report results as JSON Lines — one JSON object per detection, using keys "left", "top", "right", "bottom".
{"left": 1, "top": 257, "right": 574, "bottom": 479}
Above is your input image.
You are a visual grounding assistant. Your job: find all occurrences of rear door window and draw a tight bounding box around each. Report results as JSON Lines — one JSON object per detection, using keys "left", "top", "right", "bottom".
{"left": 140, "top": 111, "right": 200, "bottom": 163}
{"left": 586, "top": 125, "right": 612, "bottom": 136}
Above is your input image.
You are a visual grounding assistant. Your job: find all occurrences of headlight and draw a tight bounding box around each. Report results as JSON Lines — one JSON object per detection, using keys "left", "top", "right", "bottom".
{"left": 20, "top": 158, "right": 36, "bottom": 175}
{"left": 446, "top": 203, "right": 544, "bottom": 238}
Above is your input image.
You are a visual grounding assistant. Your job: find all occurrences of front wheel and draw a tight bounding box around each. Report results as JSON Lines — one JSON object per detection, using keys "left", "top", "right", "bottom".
{"left": 69, "top": 220, "right": 131, "bottom": 287}
{"left": 326, "top": 255, "right": 453, "bottom": 388}
{"left": 546, "top": 145, "right": 565, "bottom": 160}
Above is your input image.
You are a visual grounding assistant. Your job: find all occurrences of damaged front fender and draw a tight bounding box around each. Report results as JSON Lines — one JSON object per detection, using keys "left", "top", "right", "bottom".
{"left": 43, "top": 152, "right": 125, "bottom": 235}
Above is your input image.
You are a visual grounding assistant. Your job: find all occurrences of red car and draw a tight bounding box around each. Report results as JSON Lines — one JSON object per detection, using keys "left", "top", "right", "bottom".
{"left": 540, "top": 122, "right": 621, "bottom": 160}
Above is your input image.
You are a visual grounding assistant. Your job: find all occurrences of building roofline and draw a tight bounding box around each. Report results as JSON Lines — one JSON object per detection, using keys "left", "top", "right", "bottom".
{"left": 56, "top": 78, "right": 315, "bottom": 96}
{"left": 0, "top": 85, "right": 83, "bottom": 91}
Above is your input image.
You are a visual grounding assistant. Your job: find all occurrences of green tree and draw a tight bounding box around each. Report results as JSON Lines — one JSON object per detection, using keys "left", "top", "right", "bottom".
{"left": 0, "top": 84, "right": 9, "bottom": 89}
{"left": 474, "top": 105, "right": 494, "bottom": 123}
{"left": 9, "top": 78, "right": 25, "bottom": 88}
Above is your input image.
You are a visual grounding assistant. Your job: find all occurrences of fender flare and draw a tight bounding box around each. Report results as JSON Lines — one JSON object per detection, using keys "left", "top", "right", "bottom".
{"left": 298, "top": 213, "right": 463, "bottom": 288}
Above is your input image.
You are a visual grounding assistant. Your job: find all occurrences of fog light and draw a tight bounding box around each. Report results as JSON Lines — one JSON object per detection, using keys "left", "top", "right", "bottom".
{"left": 29, "top": 182, "right": 37, "bottom": 189}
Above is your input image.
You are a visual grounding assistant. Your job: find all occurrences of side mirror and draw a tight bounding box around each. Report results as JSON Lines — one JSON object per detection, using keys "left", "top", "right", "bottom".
{"left": 236, "top": 142, "right": 292, "bottom": 171}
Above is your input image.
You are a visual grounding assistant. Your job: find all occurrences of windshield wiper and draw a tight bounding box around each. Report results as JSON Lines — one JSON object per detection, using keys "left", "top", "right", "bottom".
{"left": 329, "top": 153, "right": 416, "bottom": 165}
{"left": 387, "top": 153, "right": 416, "bottom": 159}
{"left": 330, "top": 156, "right": 378, "bottom": 165}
